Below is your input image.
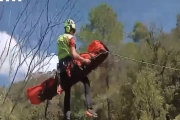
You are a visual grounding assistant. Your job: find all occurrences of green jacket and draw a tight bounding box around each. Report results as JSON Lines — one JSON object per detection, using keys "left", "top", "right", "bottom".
{"left": 57, "top": 33, "right": 74, "bottom": 60}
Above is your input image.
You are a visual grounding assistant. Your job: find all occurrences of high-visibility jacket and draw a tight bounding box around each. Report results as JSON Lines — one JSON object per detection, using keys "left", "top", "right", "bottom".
{"left": 57, "top": 33, "right": 74, "bottom": 60}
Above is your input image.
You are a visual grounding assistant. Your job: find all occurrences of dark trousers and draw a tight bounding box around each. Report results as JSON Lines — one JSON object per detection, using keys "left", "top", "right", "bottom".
{"left": 63, "top": 77, "right": 93, "bottom": 119}
{"left": 59, "top": 56, "right": 93, "bottom": 119}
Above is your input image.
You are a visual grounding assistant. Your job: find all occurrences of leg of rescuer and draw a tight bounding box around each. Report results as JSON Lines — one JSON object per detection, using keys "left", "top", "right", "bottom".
{"left": 63, "top": 87, "right": 71, "bottom": 120}
{"left": 81, "top": 77, "right": 98, "bottom": 118}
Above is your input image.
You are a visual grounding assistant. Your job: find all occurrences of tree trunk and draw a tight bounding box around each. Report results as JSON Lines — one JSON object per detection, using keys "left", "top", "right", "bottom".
{"left": 106, "top": 60, "right": 112, "bottom": 120}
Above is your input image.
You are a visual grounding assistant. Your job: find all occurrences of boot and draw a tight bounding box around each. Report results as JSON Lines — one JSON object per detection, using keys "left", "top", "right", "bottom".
{"left": 85, "top": 109, "right": 98, "bottom": 118}
{"left": 63, "top": 111, "right": 71, "bottom": 120}
{"left": 63, "top": 117, "right": 70, "bottom": 120}
{"left": 57, "top": 84, "right": 63, "bottom": 95}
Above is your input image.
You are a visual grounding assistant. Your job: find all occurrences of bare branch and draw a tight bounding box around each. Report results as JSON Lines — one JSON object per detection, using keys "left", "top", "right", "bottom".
{"left": 0, "top": 5, "right": 4, "bottom": 21}
{"left": 0, "top": 0, "right": 80, "bottom": 116}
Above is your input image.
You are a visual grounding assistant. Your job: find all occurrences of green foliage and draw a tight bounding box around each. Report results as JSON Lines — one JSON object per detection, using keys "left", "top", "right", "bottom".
{"left": 2, "top": 2, "right": 180, "bottom": 120}
{"left": 133, "top": 69, "right": 166, "bottom": 120}
{"left": 78, "top": 3, "right": 123, "bottom": 47}
{"left": 129, "top": 22, "right": 149, "bottom": 43}
{"left": 0, "top": 88, "right": 19, "bottom": 120}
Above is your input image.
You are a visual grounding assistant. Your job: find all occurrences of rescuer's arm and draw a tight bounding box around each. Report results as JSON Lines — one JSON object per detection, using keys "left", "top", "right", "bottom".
{"left": 69, "top": 38, "right": 91, "bottom": 64}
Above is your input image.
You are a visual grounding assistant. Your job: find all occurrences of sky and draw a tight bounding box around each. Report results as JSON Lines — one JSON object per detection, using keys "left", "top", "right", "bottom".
{"left": 0, "top": 0, "right": 180, "bottom": 86}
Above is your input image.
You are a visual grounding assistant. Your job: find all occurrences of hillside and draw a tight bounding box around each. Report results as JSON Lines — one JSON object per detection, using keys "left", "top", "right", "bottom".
{"left": 0, "top": 71, "right": 102, "bottom": 120}
{"left": 0, "top": 72, "right": 64, "bottom": 120}
{"left": 2, "top": 2, "right": 180, "bottom": 120}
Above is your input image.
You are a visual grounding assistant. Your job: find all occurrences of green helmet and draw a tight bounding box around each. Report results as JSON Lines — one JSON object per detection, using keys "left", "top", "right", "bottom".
{"left": 64, "top": 19, "right": 76, "bottom": 33}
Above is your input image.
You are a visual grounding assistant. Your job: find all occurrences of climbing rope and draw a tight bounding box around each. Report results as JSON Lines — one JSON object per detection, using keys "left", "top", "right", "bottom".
{"left": 109, "top": 51, "right": 180, "bottom": 72}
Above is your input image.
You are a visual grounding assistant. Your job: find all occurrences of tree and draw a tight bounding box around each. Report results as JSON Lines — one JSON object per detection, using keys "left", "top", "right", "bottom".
{"left": 133, "top": 69, "right": 167, "bottom": 120}
{"left": 78, "top": 3, "right": 124, "bottom": 120}
{"left": 78, "top": 3, "right": 123, "bottom": 46}
{"left": 129, "top": 22, "right": 149, "bottom": 43}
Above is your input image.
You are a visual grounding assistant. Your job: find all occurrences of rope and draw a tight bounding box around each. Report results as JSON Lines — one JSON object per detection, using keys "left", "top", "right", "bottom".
{"left": 109, "top": 51, "right": 180, "bottom": 72}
